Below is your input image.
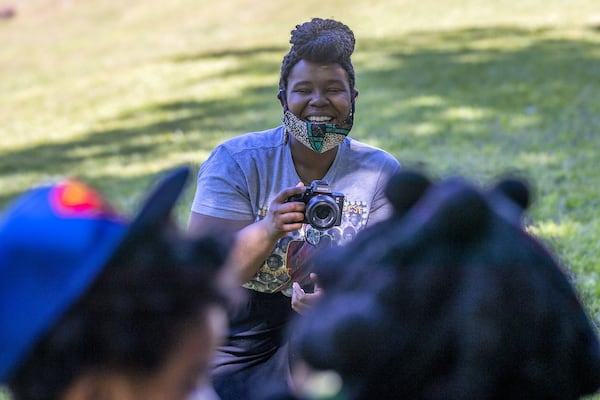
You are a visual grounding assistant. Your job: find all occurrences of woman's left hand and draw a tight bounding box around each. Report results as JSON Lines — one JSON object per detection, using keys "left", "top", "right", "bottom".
{"left": 291, "top": 273, "right": 323, "bottom": 315}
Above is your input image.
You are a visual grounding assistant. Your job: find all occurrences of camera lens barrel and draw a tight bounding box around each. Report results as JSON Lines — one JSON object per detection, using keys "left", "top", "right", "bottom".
{"left": 305, "top": 195, "right": 339, "bottom": 230}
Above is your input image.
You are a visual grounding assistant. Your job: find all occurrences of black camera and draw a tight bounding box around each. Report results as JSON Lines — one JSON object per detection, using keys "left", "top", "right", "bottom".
{"left": 287, "top": 180, "right": 345, "bottom": 230}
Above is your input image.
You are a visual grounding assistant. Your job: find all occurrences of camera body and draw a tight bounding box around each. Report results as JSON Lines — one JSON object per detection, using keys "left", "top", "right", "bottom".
{"left": 287, "top": 180, "right": 345, "bottom": 230}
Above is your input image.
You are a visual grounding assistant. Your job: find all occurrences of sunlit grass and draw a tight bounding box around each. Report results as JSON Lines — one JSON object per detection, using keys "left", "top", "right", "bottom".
{"left": 1, "top": 1, "right": 600, "bottom": 397}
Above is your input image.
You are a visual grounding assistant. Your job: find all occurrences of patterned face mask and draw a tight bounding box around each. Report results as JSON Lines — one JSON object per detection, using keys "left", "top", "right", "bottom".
{"left": 282, "top": 109, "right": 354, "bottom": 153}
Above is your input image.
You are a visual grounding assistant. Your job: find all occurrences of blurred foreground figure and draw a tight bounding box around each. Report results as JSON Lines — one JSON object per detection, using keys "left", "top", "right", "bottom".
{"left": 0, "top": 167, "right": 235, "bottom": 400}
{"left": 289, "top": 169, "right": 600, "bottom": 400}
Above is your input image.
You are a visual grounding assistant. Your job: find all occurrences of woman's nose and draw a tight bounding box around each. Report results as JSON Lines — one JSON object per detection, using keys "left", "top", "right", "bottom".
{"left": 309, "top": 90, "right": 329, "bottom": 106}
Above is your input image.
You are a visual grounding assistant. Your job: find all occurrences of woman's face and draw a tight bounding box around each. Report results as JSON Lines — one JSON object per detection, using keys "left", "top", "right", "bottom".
{"left": 284, "top": 59, "right": 357, "bottom": 125}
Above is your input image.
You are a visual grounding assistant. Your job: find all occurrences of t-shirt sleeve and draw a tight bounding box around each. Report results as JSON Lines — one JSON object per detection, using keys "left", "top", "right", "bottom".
{"left": 366, "top": 155, "right": 402, "bottom": 226}
{"left": 190, "top": 145, "right": 255, "bottom": 220}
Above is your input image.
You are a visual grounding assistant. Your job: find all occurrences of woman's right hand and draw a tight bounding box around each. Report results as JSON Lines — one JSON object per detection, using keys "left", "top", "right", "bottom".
{"left": 197, "top": 183, "right": 306, "bottom": 284}
{"left": 260, "top": 183, "right": 306, "bottom": 241}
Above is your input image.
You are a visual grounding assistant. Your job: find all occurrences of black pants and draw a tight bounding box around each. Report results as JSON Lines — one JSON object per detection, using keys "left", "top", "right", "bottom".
{"left": 212, "top": 289, "right": 294, "bottom": 400}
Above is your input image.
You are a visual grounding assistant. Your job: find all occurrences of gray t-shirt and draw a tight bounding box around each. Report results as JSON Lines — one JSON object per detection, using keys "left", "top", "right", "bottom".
{"left": 192, "top": 125, "right": 401, "bottom": 296}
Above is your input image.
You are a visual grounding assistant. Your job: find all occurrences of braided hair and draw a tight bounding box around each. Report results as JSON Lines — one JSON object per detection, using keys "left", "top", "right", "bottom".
{"left": 279, "top": 18, "right": 356, "bottom": 95}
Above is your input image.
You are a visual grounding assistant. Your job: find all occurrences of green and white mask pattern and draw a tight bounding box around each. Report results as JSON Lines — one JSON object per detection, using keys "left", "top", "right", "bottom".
{"left": 282, "top": 110, "right": 353, "bottom": 153}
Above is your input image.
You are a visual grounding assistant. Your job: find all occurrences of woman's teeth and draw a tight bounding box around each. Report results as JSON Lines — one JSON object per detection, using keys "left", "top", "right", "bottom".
{"left": 307, "top": 116, "right": 332, "bottom": 122}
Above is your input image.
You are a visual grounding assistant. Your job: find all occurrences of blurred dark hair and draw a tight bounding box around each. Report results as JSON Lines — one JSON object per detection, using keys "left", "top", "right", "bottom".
{"left": 279, "top": 18, "right": 356, "bottom": 94}
{"left": 8, "top": 224, "right": 230, "bottom": 400}
{"left": 290, "top": 171, "right": 600, "bottom": 400}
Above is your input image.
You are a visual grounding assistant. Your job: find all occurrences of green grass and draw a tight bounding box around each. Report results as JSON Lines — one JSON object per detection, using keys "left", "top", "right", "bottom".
{"left": 1, "top": 0, "right": 600, "bottom": 397}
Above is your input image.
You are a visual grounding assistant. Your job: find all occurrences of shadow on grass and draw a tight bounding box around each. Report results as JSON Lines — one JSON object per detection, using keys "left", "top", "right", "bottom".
{"left": 355, "top": 26, "right": 599, "bottom": 147}
{"left": 1, "top": 25, "right": 599, "bottom": 210}
{"left": 0, "top": 83, "right": 279, "bottom": 207}
{"left": 169, "top": 44, "right": 287, "bottom": 63}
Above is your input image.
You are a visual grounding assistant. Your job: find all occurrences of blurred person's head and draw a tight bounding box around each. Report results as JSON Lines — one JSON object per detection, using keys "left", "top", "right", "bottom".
{"left": 290, "top": 170, "right": 600, "bottom": 400}
{"left": 0, "top": 167, "right": 234, "bottom": 400}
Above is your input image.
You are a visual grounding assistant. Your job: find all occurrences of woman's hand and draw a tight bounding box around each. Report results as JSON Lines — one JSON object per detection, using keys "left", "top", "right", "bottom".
{"left": 261, "top": 183, "right": 306, "bottom": 241}
{"left": 291, "top": 273, "right": 323, "bottom": 315}
{"left": 199, "top": 183, "right": 306, "bottom": 284}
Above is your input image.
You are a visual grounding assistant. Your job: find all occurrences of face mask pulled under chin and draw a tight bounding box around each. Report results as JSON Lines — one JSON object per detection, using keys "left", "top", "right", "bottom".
{"left": 282, "top": 110, "right": 353, "bottom": 153}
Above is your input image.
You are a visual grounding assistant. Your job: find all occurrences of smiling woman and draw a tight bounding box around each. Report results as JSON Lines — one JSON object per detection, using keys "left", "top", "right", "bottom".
{"left": 187, "top": 17, "right": 401, "bottom": 400}
{"left": 3, "top": 0, "right": 600, "bottom": 397}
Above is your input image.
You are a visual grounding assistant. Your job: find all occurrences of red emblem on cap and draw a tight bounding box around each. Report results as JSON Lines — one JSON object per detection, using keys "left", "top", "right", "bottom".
{"left": 50, "top": 179, "right": 117, "bottom": 218}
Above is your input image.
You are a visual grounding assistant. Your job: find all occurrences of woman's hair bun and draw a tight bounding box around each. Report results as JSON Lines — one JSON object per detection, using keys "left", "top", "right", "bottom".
{"left": 289, "top": 18, "right": 355, "bottom": 63}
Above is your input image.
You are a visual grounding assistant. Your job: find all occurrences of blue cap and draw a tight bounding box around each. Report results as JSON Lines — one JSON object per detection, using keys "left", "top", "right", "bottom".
{"left": 0, "top": 166, "right": 190, "bottom": 382}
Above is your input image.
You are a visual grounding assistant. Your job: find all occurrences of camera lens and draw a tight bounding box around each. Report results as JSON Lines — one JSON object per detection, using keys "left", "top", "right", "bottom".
{"left": 305, "top": 196, "right": 339, "bottom": 230}
{"left": 314, "top": 205, "right": 331, "bottom": 220}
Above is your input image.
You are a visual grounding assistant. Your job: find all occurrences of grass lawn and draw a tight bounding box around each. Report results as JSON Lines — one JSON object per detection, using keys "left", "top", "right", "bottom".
{"left": 1, "top": 0, "right": 600, "bottom": 397}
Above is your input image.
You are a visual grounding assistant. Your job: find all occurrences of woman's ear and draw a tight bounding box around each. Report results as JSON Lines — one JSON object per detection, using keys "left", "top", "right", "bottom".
{"left": 277, "top": 89, "right": 287, "bottom": 109}
{"left": 353, "top": 87, "right": 359, "bottom": 101}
